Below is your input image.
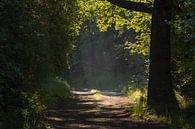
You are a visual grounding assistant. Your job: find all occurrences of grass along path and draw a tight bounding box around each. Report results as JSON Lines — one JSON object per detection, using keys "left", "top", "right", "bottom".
{"left": 46, "top": 90, "right": 170, "bottom": 129}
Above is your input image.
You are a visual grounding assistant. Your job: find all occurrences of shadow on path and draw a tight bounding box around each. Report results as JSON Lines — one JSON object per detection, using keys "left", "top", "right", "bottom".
{"left": 46, "top": 91, "right": 170, "bottom": 129}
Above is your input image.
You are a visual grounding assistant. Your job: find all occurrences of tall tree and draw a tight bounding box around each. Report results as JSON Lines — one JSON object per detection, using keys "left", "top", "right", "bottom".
{"left": 147, "top": 0, "right": 177, "bottom": 109}
{"left": 107, "top": 0, "right": 177, "bottom": 110}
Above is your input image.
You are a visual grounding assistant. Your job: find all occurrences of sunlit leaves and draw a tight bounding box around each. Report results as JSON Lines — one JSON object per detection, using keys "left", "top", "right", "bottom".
{"left": 78, "top": 0, "right": 152, "bottom": 56}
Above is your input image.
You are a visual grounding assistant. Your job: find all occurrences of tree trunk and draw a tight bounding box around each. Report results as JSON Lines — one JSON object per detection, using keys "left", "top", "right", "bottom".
{"left": 106, "top": 0, "right": 178, "bottom": 111}
{"left": 148, "top": 0, "right": 177, "bottom": 110}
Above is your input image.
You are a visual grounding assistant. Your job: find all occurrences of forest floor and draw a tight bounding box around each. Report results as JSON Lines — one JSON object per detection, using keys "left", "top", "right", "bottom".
{"left": 46, "top": 90, "right": 170, "bottom": 129}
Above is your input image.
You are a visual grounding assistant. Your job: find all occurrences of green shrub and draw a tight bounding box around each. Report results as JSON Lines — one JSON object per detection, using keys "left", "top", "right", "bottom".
{"left": 41, "top": 78, "right": 72, "bottom": 106}
{"left": 22, "top": 92, "right": 47, "bottom": 129}
{"left": 125, "top": 86, "right": 148, "bottom": 117}
{"left": 0, "top": 92, "right": 47, "bottom": 129}
{"left": 131, "top": 96, "right": 147, "bottom": 117}
{"left": 125, "top": 86, "right": 194, "bottom": 129}
{"left": 0, "top": 109, "right": 24, "bottom": 129}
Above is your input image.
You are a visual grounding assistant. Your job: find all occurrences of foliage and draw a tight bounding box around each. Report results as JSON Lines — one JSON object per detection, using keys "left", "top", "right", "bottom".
{"left": 171, "top": 0, "right": 195, "bottom": 99}
{"left": 0, "top": 0, "right": 194, "bottom": 128}
{"left": 125, "top": 86, "right": 147, "bottom": 117}
{"left": 91, "top": 89, "right": 103, "bottom": 100}
{"left": 0, "top": 0, "right": 79, "bottom": 128}
{"left": 41, "top": 78, "right": 72, "bottom": 106}
{"left": 70, "top": 20, "right": 147, "bottom": 89}
{"left": 77, "top": 1, "right": 194, "bottom": 128}
{"left": 0, "top": 92, "right": 24, "bottom": 129}
{"left": 0, "top": 92, "right": 47, "bottom": 129}
{"left": 78, "top": 0, "right": 194, "bottom": 118}
{"left": 127, "top": 87, "right": 195, "bottom": 129}
{"left": 78, "top": 0, "right": 152, "bottom": 56}
{"left": 131, "top": 96, "right": 147, "bottom": 117}
{"left": 172, "top": 0, "right": 195, "bottom": 43}
{"left": 127, "top": 87, "right": 147, "bottom": 101}
{"left": 22, "top": 92, "right": 47, "bottom": 129}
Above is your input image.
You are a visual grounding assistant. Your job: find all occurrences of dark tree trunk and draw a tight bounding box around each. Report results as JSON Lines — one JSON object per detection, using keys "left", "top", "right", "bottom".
{"left": 148, "top": 0, "right": 177, "bottom": 110}
{"left": 106, "top": 0, "right": 178, "bottom": 112}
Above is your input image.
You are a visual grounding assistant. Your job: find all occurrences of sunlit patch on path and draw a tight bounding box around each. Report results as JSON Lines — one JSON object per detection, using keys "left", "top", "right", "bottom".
{"left": 47, "top": 90, "right": 170, "bottom": 129}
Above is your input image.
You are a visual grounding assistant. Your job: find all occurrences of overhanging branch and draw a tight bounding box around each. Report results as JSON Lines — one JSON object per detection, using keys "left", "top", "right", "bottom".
{"left": 107, "top": 0, "right": 152, "bottom": 13}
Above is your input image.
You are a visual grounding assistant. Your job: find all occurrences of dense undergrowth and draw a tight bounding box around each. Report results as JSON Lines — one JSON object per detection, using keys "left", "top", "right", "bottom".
{"left": 0, "top": 78, "right": 72, "bottom": 129}
{"left": 0, "top": 0, "right": 79, "bottom": 128}
{"left": 125, "top": 85, "right": 195, "bottom": 129}
{"left": 41, "top": 78, "right": 72, "bottom": 107}
{"left": 0, "top": 0, "right": 193, "bottom": 129}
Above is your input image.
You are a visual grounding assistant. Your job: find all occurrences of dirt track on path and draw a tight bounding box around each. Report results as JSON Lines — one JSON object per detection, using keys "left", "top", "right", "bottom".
{"left": 47, "top": 91, "right": 170, "bottom": 129}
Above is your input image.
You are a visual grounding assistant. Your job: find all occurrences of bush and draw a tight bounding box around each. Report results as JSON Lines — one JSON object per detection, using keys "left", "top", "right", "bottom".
{"left": 41, "top": 78, "right": 72, "bottom": 106}
{"left": 0, "top": 91, "right": 47, "bottom": 129}
{"left": 22, "top": 92, "right": 47, "bottom": 129}
{"left": 127, "top": 88, "right": 195, "bottom": 129}
{"left": 126, "top": 86, "right": 147, "bottom": 117}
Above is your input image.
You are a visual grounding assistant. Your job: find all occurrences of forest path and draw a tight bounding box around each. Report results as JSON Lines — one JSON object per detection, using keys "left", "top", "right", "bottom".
{"left": 47, "top": 90, "right": 169, "bottom": 129}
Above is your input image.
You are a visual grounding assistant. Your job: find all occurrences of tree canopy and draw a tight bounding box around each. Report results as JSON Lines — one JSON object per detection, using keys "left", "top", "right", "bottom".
{"left": 0, "top": 0, "right": 194, "bottom": 129}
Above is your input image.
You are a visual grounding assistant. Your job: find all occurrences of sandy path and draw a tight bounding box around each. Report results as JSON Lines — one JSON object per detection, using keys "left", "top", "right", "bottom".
{"left": 46, "top": 91, "right": 169, "bottom": 129}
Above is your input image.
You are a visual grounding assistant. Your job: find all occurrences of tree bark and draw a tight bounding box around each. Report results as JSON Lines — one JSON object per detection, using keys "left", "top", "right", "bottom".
{"left": 107, "top": 0, "right": 178, "bottom": 111}
{"left": 148, "top": 0, "right": 177, "bottom": 110}
{"left": 107, "top": 0, "right": 152, "bottom": 13}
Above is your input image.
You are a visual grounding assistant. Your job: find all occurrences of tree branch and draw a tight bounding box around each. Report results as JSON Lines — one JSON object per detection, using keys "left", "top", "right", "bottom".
{"left": 107, "top": 0, "right": 152, "bottom": 13}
